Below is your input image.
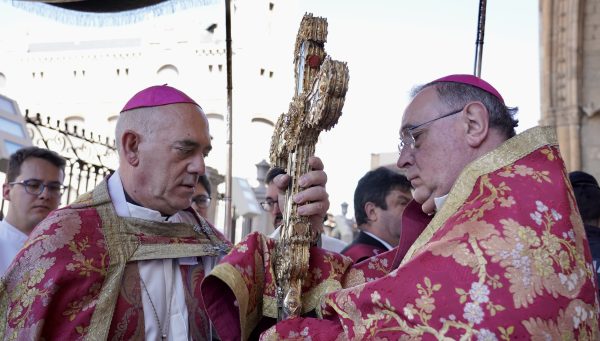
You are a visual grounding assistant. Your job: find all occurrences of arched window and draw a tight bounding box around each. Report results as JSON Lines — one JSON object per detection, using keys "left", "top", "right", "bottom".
{"left": 65, "top": 115, "right": 85, "bottom": 126}
{"left": 107, "top": 115, "right": 118, "bottom": 124}
{"left": 206, "top": 113, "right": 224, "bottom": 121}
{"left": 157, "top": 64, "right": 179, "bottom": 83}
{"left": 65, "top": 115, "right": 85, "bottom": 134}
{"left": 251, "top": 117, "right": 274, "bottom": 127}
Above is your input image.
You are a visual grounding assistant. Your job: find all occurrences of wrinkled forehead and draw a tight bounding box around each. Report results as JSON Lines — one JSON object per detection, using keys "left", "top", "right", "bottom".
{"left": 400, "top": 86, "right": 441, "bottom": 130}
{"left": 159, "top": 103, "right": 208, "bottom": 127}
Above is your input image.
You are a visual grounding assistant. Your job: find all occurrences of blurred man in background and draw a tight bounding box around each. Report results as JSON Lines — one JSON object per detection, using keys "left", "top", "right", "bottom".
{"left": 1, "top": 146, "right": 65, "bottom": 275}
{"left": 570, "top": 170, "right": 600, "bottom": 290}
{"left": 342, "top": 167, "right": 412, "bottom": 263}
{"left": 262, "top": 166, "right": 347, "bottom": 253}
{"left": 192, "top": 174, "right": 212, "bottom": 220}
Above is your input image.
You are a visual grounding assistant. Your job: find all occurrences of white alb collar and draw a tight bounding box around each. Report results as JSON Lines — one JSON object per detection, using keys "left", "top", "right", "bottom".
{"left": 434, "top": 194, "right": 449, "bottom": 212}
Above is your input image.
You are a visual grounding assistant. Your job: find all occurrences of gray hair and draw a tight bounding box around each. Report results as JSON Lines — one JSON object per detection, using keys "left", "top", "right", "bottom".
{"left": 114, "top": 107, "right": 158, "bottom": 152}
{"left": 411, "top": 81, "right": 519, "bottom": 138}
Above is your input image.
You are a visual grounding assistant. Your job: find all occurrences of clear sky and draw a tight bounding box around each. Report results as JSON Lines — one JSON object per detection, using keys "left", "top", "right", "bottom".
{"left": 293, "top": 0, "right": 540, "bottom": 217}
{"left": 0, "top": 0, "right": 540, "bottom": 219}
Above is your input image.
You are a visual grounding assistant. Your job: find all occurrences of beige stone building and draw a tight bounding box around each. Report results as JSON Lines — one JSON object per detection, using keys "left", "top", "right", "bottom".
{"left": 540, "top": 0, "right": 600, "bottom": 181}
{"left": 0, "top": 0, "right": 302, "bottom": 239}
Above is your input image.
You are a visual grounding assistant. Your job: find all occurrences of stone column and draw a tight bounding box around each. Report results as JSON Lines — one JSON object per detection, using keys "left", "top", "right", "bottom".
{"left": 206, "top": 166, "right": 224, "bottom": 225}
{"left": 251, "top": 159, "right": 274, "bottom": 235}
{"left": 539, "top": 0, "right": 583, "bottom": 172}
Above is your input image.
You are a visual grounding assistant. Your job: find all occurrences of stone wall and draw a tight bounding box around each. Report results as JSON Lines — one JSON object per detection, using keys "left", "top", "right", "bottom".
{"left": 540, "top": 0, "right": 600, "bottom": 181}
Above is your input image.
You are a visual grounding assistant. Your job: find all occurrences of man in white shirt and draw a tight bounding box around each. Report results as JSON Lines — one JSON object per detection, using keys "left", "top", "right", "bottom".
{"left": 262, "top": 166, "right": 347, "bottom": 253}
{"left": 1, "top": 146, "right": 66, "bottom": 275}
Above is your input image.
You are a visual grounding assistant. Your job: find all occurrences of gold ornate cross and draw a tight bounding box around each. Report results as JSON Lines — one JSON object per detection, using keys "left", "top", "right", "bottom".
{"left": 269, "top": 13, "right": 349, "bottom": 320}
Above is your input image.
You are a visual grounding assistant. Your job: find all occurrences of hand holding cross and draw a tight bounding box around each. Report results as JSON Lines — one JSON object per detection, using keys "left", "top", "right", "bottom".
{"left": 269, "top": 13, "right": 349, "bottom": 320}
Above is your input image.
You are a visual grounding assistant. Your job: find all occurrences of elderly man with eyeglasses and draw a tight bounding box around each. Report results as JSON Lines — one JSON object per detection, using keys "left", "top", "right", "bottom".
{"left": 1, "top": 146, "right": 66, "bottom": 275}
{"left": 201, "top": 74, "right": 599, "bottom": 340}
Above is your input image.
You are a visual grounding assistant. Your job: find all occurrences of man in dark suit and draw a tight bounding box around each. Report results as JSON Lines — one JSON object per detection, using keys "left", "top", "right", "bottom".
{"left": 569, "top": 170, "right": 600, "bottom": 291}
{"left": 342, "top": 167, "right": 412, "bottom": 263}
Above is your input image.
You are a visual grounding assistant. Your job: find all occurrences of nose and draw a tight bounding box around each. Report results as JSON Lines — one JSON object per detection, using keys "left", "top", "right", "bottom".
{"left": 37, "top": 185, "right": 51, "bottom": 200}
{"left": 272, "top": 201, "right": 281, "bottom": 215}
{"left": 397, "top": 146, "right": 413, "bottom": 169}
{"left": 188, "top": 153, "right": 206, "bottom": 175}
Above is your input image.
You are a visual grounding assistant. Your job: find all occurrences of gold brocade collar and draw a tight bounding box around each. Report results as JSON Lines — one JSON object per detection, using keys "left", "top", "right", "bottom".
{"left": 400, "top": 126, "right": 557, "bottom": 265}
{"left": 71, "top": 177, "right": 229, "bottom": 341}
{"left": 71, "top": 176, "right": 230, "bottom": 259}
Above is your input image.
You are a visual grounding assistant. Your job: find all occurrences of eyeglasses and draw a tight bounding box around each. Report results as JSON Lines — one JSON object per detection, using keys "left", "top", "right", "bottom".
{"left": 192, "top": 195, "right": 211, "bottom": 208}
{"left": 398, "top": 107, "right": 464, "bottom": 152}
{"left": 9, "top": 179, "right": 67, "bottom": 196}
{"left": 260, "top": 199, "right": 278, "bottom": 211}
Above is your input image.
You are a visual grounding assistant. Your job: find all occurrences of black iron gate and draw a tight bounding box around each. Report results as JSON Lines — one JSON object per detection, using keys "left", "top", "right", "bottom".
{"left": 1, "top": 110, "right": 117, "bottom": 218}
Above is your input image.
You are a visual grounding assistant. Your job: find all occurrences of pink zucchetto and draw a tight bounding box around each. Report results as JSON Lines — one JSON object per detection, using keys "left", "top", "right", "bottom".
{"left": 431, "top": 74, "right": 504, "bottom": 104}
{"left": 121, "top": 85, "right": 199, "bottom": 112}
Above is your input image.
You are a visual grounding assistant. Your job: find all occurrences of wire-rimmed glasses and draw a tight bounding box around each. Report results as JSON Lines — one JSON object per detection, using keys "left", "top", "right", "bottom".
{"left": 192, "top": 195, "right": 212, "bottom": 208}
{"left": 398, "top": 107, "right": 464, "bottom": 152}
{"left": 260, "top": 199, "right": 278, "bottom": 211}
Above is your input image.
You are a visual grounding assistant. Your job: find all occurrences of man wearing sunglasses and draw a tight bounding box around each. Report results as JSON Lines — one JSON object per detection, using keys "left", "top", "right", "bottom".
{"left": 1, "top": 146, "right": 66, "bottom": 275}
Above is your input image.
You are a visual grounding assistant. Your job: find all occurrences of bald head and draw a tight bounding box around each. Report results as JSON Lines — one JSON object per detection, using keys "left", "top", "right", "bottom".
{"left": 116, "top": 101, "right": 212, "bottom": 215}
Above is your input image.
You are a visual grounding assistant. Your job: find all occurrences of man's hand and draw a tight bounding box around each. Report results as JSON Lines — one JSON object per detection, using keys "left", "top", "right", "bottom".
{"left": 273, "top": 156, "right": 329, "bottom": 233}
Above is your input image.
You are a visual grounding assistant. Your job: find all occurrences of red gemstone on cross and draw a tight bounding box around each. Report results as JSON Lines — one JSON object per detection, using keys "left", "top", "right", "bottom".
{"left": 307, "top": 55, "right": 321, "bottom": 68}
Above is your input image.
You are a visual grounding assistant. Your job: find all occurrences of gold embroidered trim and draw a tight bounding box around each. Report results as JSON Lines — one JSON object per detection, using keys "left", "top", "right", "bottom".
{"left": 0, "top": 280, "right": 7, "bottom": 337}
{"left": 342, "top": 268, "right": 367, "bottom": 289}
{"left": 86, "top": 179, "right": 132, "bottom": 341}
{"left": 84, "top": 178, "right": 229, "bottom": 340}
{"left": 401, "top": 126, "right": 557, "bottom": 265}
{"left": 263, "top": 278, "right": 343, "bottom": 318}
{"left": 205, "top": 260, "right": 342, "bottom": 338}
{"left": 209, "top": 263, "right": 256, "bottom": 341}
{"left": 131, "top": 244, "right": 220, "bottom": 261}
{"left": 122, "top": 217, "right": 206, "bottom": 238}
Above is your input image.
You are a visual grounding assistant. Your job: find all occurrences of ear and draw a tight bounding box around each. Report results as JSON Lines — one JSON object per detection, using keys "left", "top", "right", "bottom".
{"left": 121, "top": 130, "right": 141, "bottom": 167}
{"left": 462, "top": 101, "right": 490, "bottom": 148}
{"left": 3, "top": 182, "right": 11, "bottom": 201}
{"left": 364, "top": 202, "right": 378, "bottom": 222}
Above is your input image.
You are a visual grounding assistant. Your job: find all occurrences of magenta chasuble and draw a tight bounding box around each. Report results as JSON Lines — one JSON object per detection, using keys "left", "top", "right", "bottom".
{"left": 201, "top": 127, "right": 599, "bottom": 340}
{"left": 0, "top": 178, "right": 230, "bottom": 340}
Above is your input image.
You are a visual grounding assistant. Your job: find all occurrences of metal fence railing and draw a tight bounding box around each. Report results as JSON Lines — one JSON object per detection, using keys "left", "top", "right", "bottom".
{"left": 0, "top": 111, "right": 117, "bottom": 218}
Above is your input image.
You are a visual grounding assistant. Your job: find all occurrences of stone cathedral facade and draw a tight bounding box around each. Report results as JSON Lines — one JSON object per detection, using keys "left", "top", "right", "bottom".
{"left": 539, "top": 0, "right": 600, "bottom": 180}
{"left": 0, "top": 0, "right": 301, "bottom": 237}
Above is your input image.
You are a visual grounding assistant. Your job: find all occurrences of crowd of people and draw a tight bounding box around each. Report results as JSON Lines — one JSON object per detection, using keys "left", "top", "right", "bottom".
{"left": 1, "top": 74, "right": 599, "bottom": 339}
